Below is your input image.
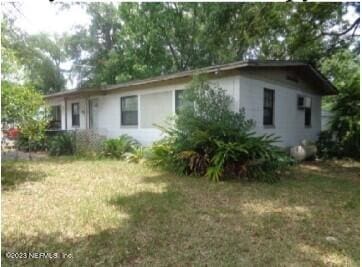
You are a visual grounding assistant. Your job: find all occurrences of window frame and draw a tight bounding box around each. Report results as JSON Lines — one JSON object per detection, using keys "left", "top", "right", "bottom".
{"left": 263, "top": 88, "right": 275, "bottom": 127}
{"left": 120, "top": 95, "right": 138, "bottom": 127}
{"left": 71, "top": 103, "right": 80, "bottom": 127}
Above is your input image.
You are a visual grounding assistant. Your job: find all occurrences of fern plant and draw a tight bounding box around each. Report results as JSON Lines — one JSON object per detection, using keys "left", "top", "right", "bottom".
{"left": 48, "top": 132, "right": 75, "bottom": 156}
{"left": 101, "top": 134, "right": 139, "bottom": 159}
{"left": 125, "top": 147, "right": 145, "bottom": 163}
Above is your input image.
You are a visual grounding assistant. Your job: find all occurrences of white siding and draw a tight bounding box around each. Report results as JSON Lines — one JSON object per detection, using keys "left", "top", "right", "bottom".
{"left": 239, "top": 69, "right": 321, "bottom": 147}
{"left": 140, "top": 91, "right": 173, "bottom": 128}
{"left": 45, "top": 70, "right": 322, "bottom": 147}
{"left": 90, "top": 75, "right": 241, "bottom": 145}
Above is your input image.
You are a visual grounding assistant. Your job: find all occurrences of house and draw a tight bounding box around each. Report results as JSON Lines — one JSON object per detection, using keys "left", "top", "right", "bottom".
{"left": 44, "top": 60, "right": 337, "bottom": 147}
{"left": 321, "top": 109, "right": 333, "bottom": 131}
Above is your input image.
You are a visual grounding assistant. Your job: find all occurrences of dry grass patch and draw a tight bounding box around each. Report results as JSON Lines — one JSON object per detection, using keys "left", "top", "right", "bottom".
{"left": 1, "top": 158, "right": 359, "bottom": 266}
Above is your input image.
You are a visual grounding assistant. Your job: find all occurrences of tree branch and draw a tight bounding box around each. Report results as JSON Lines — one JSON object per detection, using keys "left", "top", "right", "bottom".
{"left": 322, "top": 18, "right": 360, "bottom": 37}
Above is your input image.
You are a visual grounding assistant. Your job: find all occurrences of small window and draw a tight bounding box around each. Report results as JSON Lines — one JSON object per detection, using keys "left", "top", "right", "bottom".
{"left": 297, "top": 95, "right": 305, "bottom": 109}
{"left": 71, "top": 103, "right": 80, "bottom": 127}
{"left": 175, "top": 90, "right": 185, "bottom": 113}
{"left": 263, "top": 88, "right": 275, "bottom": 126}
{"left": 50, "top": 105, "right": 61, "bottom": 129}
{"left": 121, "top": 95, "right": 138, "bottom": 126}
{"left": 305, "top": 107, "right": 312, "bottom": 127}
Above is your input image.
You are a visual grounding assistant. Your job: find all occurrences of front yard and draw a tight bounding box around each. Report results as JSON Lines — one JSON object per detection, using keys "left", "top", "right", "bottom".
{"left": 1, "top": 158, "right": 359, "bottom": 266}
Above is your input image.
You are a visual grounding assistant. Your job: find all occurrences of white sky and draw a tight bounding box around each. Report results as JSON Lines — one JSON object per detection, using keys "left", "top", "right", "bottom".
{"left": 8, "top": 2, "right": 90, "bottom": 35}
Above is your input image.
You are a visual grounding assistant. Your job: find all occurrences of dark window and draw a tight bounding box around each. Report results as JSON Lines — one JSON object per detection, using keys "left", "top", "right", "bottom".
{"left": 50, "top": 105, "right": 61, "bottom": 129}
{"left": 175, "top": 90, "right": 185, "bottom": 113}
{"left": 72, "top": 103, "right": 80, "bottom": 127}
{"left": 305, "top": 107, "right": 312, "bottom": 127}
{"left": 263, "top": 88, "right": 275, "bottom": 126}
{"left": 297, "top": 96, "right": 304, "bottom": 109}
{"left": 121, "top": 95, "right": 138, "bottom": 126}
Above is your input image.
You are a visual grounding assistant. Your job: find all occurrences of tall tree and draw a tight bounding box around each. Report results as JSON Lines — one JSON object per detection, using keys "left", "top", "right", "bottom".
{"left": 64, "top": 2, "right": 358, "bottom": 88}
{"left": 1, "top": 12, "right": 66, "bottom": 94}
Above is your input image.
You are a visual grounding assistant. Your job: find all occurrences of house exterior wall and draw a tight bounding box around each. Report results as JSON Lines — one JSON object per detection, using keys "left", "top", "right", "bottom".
{"left": 93, "top": 74, "right": 241, "bottom": 145}
{"left": 46, "top": 69, "right": 322, "bottom": 147}
{"left": 239, "top": 68, "right": 321, "bottom": 147}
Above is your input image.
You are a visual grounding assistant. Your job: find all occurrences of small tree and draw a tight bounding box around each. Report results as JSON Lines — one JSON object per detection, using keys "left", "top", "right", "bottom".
{"left": 1, "top": 82, "right": 48, "bottom": 159}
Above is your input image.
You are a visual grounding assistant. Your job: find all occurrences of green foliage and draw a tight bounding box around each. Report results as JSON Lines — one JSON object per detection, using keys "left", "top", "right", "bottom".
{"left": 316, "top": 131, "right": 339, "bottom": 159}
{"left": 318, "top": 50, "right": 360, "bottom": 159}
{"left": 149, "top": 77, "right": 291, "bottom": 182}
{"left": 2, "top": 82, "right": 49, "bottom": 158}
{"left": 125, "top": 147, "right": 146, "bottom": 163}
{"left": 15, "top": 132, "right": 47, "bottom": 152}
{"left": 1, "top": 14, "right": 66, "bottom": 93}
{"left": 101, "top": 135, "right": 139, "bottom": 159}
{"left": 1, "top": 82, "right": 45, "bottom": 123}
{"left": 3, "top": 3, "right": 359, "bottom": 96}
{"left": 64, "top": 2, "right": 358, "bottom": 88}
{"left": 48, "top": 133, "right": 75, "bottom": 156}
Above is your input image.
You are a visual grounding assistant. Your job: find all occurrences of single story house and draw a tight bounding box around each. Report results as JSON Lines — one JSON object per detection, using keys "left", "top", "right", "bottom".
{"left": 45, "top": 60, "right": 337, "bottom": 147}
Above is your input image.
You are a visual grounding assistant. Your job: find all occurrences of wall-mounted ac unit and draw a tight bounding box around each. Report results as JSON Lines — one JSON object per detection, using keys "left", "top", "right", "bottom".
{"left": 297, "top": 96, "right": 311, "bottom": 109}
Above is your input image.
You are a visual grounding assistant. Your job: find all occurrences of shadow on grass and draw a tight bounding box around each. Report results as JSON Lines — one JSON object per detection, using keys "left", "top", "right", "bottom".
{"left": 1, "top": 162, "right": 47, "bottom": 191}
{"left": 2, "top": 162, "right": 360, "bottom": 266}
{"left": 298, "top": 160, "right": 360, "bottom": 183}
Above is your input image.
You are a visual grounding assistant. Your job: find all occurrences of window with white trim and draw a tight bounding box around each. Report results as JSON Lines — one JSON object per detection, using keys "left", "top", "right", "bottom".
{"left": 121, "top": 95, "right": 138, "bottom": 126}
{"left": 71, "top": 103, "right": 80, "bottom": 127}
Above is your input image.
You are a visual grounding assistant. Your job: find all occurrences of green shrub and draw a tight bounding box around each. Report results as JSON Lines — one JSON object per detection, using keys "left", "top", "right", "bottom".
{"left": 16, "top": 132, "right": 47, "bottom": 152}
{"left": 101, "top": 135, "right": 139, "bottom": 159}
{"left": 48, "top": 132, "right": 75, "bottom": 156}
{"left": 317, "top": 128, "right": 359, "bottom": 160}
{"left": 319, "top": 51, "right": 359, "bottom": 160}
{"left": 316, "top": 131, "right": 338, "bottom": 158}
{"left": 149, "top": 76, "right": 291, "bottom": 182}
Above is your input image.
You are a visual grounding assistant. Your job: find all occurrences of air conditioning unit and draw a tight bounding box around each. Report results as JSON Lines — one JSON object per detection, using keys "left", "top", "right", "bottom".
{"left": 297, "top": 96, "right": 311, "bottom": 109}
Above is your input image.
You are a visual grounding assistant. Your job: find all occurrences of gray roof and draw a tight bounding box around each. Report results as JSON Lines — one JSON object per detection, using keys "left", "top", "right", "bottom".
{"left": 45, "top": 60, "right": 337, "bottom": 99}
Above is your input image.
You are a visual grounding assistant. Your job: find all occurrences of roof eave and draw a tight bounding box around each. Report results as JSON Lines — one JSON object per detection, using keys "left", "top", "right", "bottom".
{"left": 44, "top": 60, "right": 338, "bottom": 99}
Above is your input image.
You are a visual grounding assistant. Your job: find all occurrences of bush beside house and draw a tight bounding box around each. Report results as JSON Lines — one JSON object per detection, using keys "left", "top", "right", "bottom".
{"left": 148, "top": 77, "right": 292, "bottom": 182}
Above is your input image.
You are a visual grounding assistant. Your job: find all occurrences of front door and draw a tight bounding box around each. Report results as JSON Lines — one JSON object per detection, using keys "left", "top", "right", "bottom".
{"left": 89, "top": 99, "right": 99, "bottom": 129}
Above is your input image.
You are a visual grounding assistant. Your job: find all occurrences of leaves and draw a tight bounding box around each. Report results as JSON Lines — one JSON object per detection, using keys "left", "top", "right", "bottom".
{"left": 63, "top": 3, "right": 358, "bottom": 89}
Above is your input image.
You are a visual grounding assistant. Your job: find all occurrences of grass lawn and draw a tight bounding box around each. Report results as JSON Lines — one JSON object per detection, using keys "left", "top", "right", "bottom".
{"left": 1, "top": 158, "right": 359, "bottom": 266}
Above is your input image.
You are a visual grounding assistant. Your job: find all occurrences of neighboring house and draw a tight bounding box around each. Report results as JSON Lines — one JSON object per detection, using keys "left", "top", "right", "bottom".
{"left": 321, "top": 109, "right": 333, "bottom": 131}
{"left": 45, "top": 60, "right": 337, "bottom": 147}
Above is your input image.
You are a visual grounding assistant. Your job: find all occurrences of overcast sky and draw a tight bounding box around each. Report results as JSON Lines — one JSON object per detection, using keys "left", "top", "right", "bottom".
{"left": 10, "top": 2, "right": 90, "bottom": 35}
